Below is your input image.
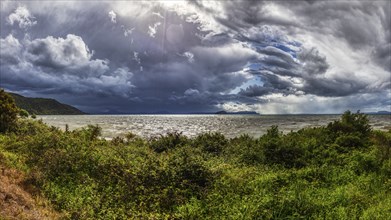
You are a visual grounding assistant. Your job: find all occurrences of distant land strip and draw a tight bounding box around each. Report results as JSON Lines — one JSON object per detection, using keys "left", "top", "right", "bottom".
{"left": 9, "top": 92, "right": 85, "bottom": 115}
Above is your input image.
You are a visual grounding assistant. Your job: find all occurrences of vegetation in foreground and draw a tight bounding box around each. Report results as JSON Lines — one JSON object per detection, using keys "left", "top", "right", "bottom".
{"left": 0, "top": 90, "right": 390, "bottom": 219}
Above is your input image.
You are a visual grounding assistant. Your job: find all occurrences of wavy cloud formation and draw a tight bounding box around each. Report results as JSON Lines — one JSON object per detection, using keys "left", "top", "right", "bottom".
{"left": 0, "top": 1, "right": 389, "bottom": 113}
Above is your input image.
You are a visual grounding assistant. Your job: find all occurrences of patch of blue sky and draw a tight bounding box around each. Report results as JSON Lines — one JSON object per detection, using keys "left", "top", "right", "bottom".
{"left": 273, "top": 42, "right": 301, "bottom": 58}
{"left": 229, "top": 75, "right": 263, "bottom": 95}
{"left": 249, "top": 37, "right": 302, "bottom": 59}
{"left": 247, "top": 63, "right": 262, "bottom": 70}
{"left": 273, "top": 44, "right": 291, "bottom": 52}
{"left": 288, "top": 41, "right": 302, "bottom": 47}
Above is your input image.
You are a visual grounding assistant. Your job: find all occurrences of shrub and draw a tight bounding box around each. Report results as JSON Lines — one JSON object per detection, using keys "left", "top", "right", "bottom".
{"left": 19, "top": 109, "right": 29, "bottom": 118}
{"left": 73, "top": 124, "right": 102, "bottom": 141}
{"left": 111, "top": 136, "right": 125, "bottom": 145}
{"left": 0, "top": 89, "right": 20, "bottom": 133}
{"left": 193, "top": 132, "right": 228, "bottom": 155}
{"left": 263, "top": 138, "right": 305, "bottom": 168}
{"left": 327, "top": 110, "right": 371, "bottom": 137}
{"left": 348, "top": 151, "right": 379, "bottom": 174}
{"left": 169, "top": 147, "right": 215, "bottom": 194}
{"left": 265, "top": 125, "right": 281, "bottom": 138}
{"left": 150, "top": 131, "right": 188, "bottom": 153}
{"left": 371, "top": 130, "right": 391, "bottom": 162}
{"left": 14, "top": 118, "right": 48, "bottom": 136}
{"left": 262, "top": 127, "right": 306, "bottom": 168}
{"left": 335, "top": 134, "right": 365, "bottom": 149}
{"left": 124, "top": 132, "right": 137, "bottom": 141}
{"left": 230, "top": 134, "right": 264, "bottom": 165}
{"left": 86, "top": 124, "right": 102, "bottom": 140}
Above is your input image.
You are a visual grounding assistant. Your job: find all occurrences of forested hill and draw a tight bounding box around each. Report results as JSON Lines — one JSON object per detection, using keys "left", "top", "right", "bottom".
{"left": 9, "top": 93, "right": 85, "bottom": 115}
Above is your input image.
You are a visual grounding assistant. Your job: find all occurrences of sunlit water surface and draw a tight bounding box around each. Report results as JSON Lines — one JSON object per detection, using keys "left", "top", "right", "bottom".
{"left": 39, "top": 114, "right": 391, "bottom": 139}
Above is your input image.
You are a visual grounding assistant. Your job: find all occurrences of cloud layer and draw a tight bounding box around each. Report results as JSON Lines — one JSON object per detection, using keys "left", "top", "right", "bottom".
{"left": 0, "top": 1, "right": 390, "bottom": 114}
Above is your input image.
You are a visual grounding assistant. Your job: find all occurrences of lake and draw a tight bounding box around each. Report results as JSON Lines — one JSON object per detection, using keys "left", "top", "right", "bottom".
{"left": 38, "top": 114, "right": 391, "bottom": 139}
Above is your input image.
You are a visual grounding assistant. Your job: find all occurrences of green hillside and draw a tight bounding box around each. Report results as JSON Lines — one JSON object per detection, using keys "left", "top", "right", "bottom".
{"left": 9, "top": 93, "right": 85, "bottom": 115}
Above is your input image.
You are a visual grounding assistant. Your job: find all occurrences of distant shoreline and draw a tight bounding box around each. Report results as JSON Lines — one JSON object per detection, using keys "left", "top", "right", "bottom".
{"left": 48, "top": 112, "right": 391, "bottom": 116}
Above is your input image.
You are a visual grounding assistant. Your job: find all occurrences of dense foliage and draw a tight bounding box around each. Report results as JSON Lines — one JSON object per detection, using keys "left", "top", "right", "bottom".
{"left": 0, "top": 89, "right": 20, "bottom": 132}
{"left": 0, "top": 110, "right": 390, "bottom": 219}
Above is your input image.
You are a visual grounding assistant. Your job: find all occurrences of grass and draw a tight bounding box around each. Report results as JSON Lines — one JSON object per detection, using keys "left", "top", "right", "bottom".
{"left": 0, "top": 111, "right": 390, "bottom": 219}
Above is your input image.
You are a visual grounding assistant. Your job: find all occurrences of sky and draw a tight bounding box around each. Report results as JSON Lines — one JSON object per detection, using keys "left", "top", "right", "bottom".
{"left": 0, "top": 0, "right": 390, "bottom": 114}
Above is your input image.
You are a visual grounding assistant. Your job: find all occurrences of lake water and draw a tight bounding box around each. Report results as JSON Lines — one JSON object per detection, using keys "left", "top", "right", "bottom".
{"left": 39, "top": 114, "right": 391, "bottom": 139}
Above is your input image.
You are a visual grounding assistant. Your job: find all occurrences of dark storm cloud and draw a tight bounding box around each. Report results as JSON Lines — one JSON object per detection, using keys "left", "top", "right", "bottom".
{"left": 0, "top": 0, "right": 390, "bottom": 113}
{"left": 25, "top": 34, "right": 109, "bottom": 75}
{"left": 302, "top": 76, "right": 367, "bottom": 97}
{"left": 240, "top": 45, "right": 372, "bottom": 98}
{"left": 1, "top": 1, "right": 259, "bottom": 112}
{"left": 258, "top": 46, "right": 296, "bottom": 65}
{"left": 297, "top": 48, "right": 329, "bottom": 75}
{"left": 372, "top": 43, "right": 391, "bottom": 72}
{"left": 205, "top": 0, "right": 390, "bottom": 75}
{"left": 238, "top": 71, "right": 295, "bottom": 97}
{"left": 191, "top": 44, "right": 258, "bottom": 74}
{"left": 0, "top": 34, "right": 22, "bottom": 65}
{"left": 260, "top": 72, "right": 294, "bottom": 91}
{"left": 0, "top": 34, "right": 133, "bottom": 99}
{"left": 168, "top": 90, "right": 264, "bottom": 113}
{"left": 205, "top": 0, "right": 388, "bottom": 49}
{"left": 201, "top": 33, "right": 234, "bottom": 47}
{"left": 239, "top": 85, "right": 273, "bottom": 97}
{"left": 195, "top": 1, "right": 389, "bottom": 50}
{"left": 282, "top": 1, "right": 390, "bottom": 48}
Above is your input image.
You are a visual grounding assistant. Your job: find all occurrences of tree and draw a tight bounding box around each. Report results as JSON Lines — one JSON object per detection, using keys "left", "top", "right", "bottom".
{"left": 327, "top": 110, "right": 372, "bottom": 150}
{"left": 327, "top": 110, "right": 371, "bottom": 137}
{"left": 0, "top": 89, "right": 20, "bottom": 132}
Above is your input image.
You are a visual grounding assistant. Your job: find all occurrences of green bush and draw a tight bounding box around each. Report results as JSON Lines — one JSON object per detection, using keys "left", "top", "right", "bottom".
{"left": 229, "top": 134, "right": 264, "bottom": 165}
{"left": 262, "top": 126, "right": 305, "bottom": 168}
{"left": 263, "top": 138, "right": 305, "bottom": 168}
{"left": 150, "top": 131, "right": 189, "bottom": 153}
{"left": 193, "top": 132, "right": 228, "bottom": 155}
{"left": 72, "top": 124, "right": 102, "bottom": 141}
{"left": 371, "top": 130, "right": 391, "bottom": 162}
{"left": 169, "top": 147, "right": 215, "bottom": 196}
{"left": 335, "top": 134, "right": 365, "bottom": 149}
{"left": 265, "top": 125, "right": 281, "bottom": 138}
{"left": 19, "top": 109, "right": 29, "bottom": 118}
{"left": 327, "top": 110, "right": 371, "bottom": 137}
{"left": 0, "top": 89, "right": 20, "bottom": 133}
